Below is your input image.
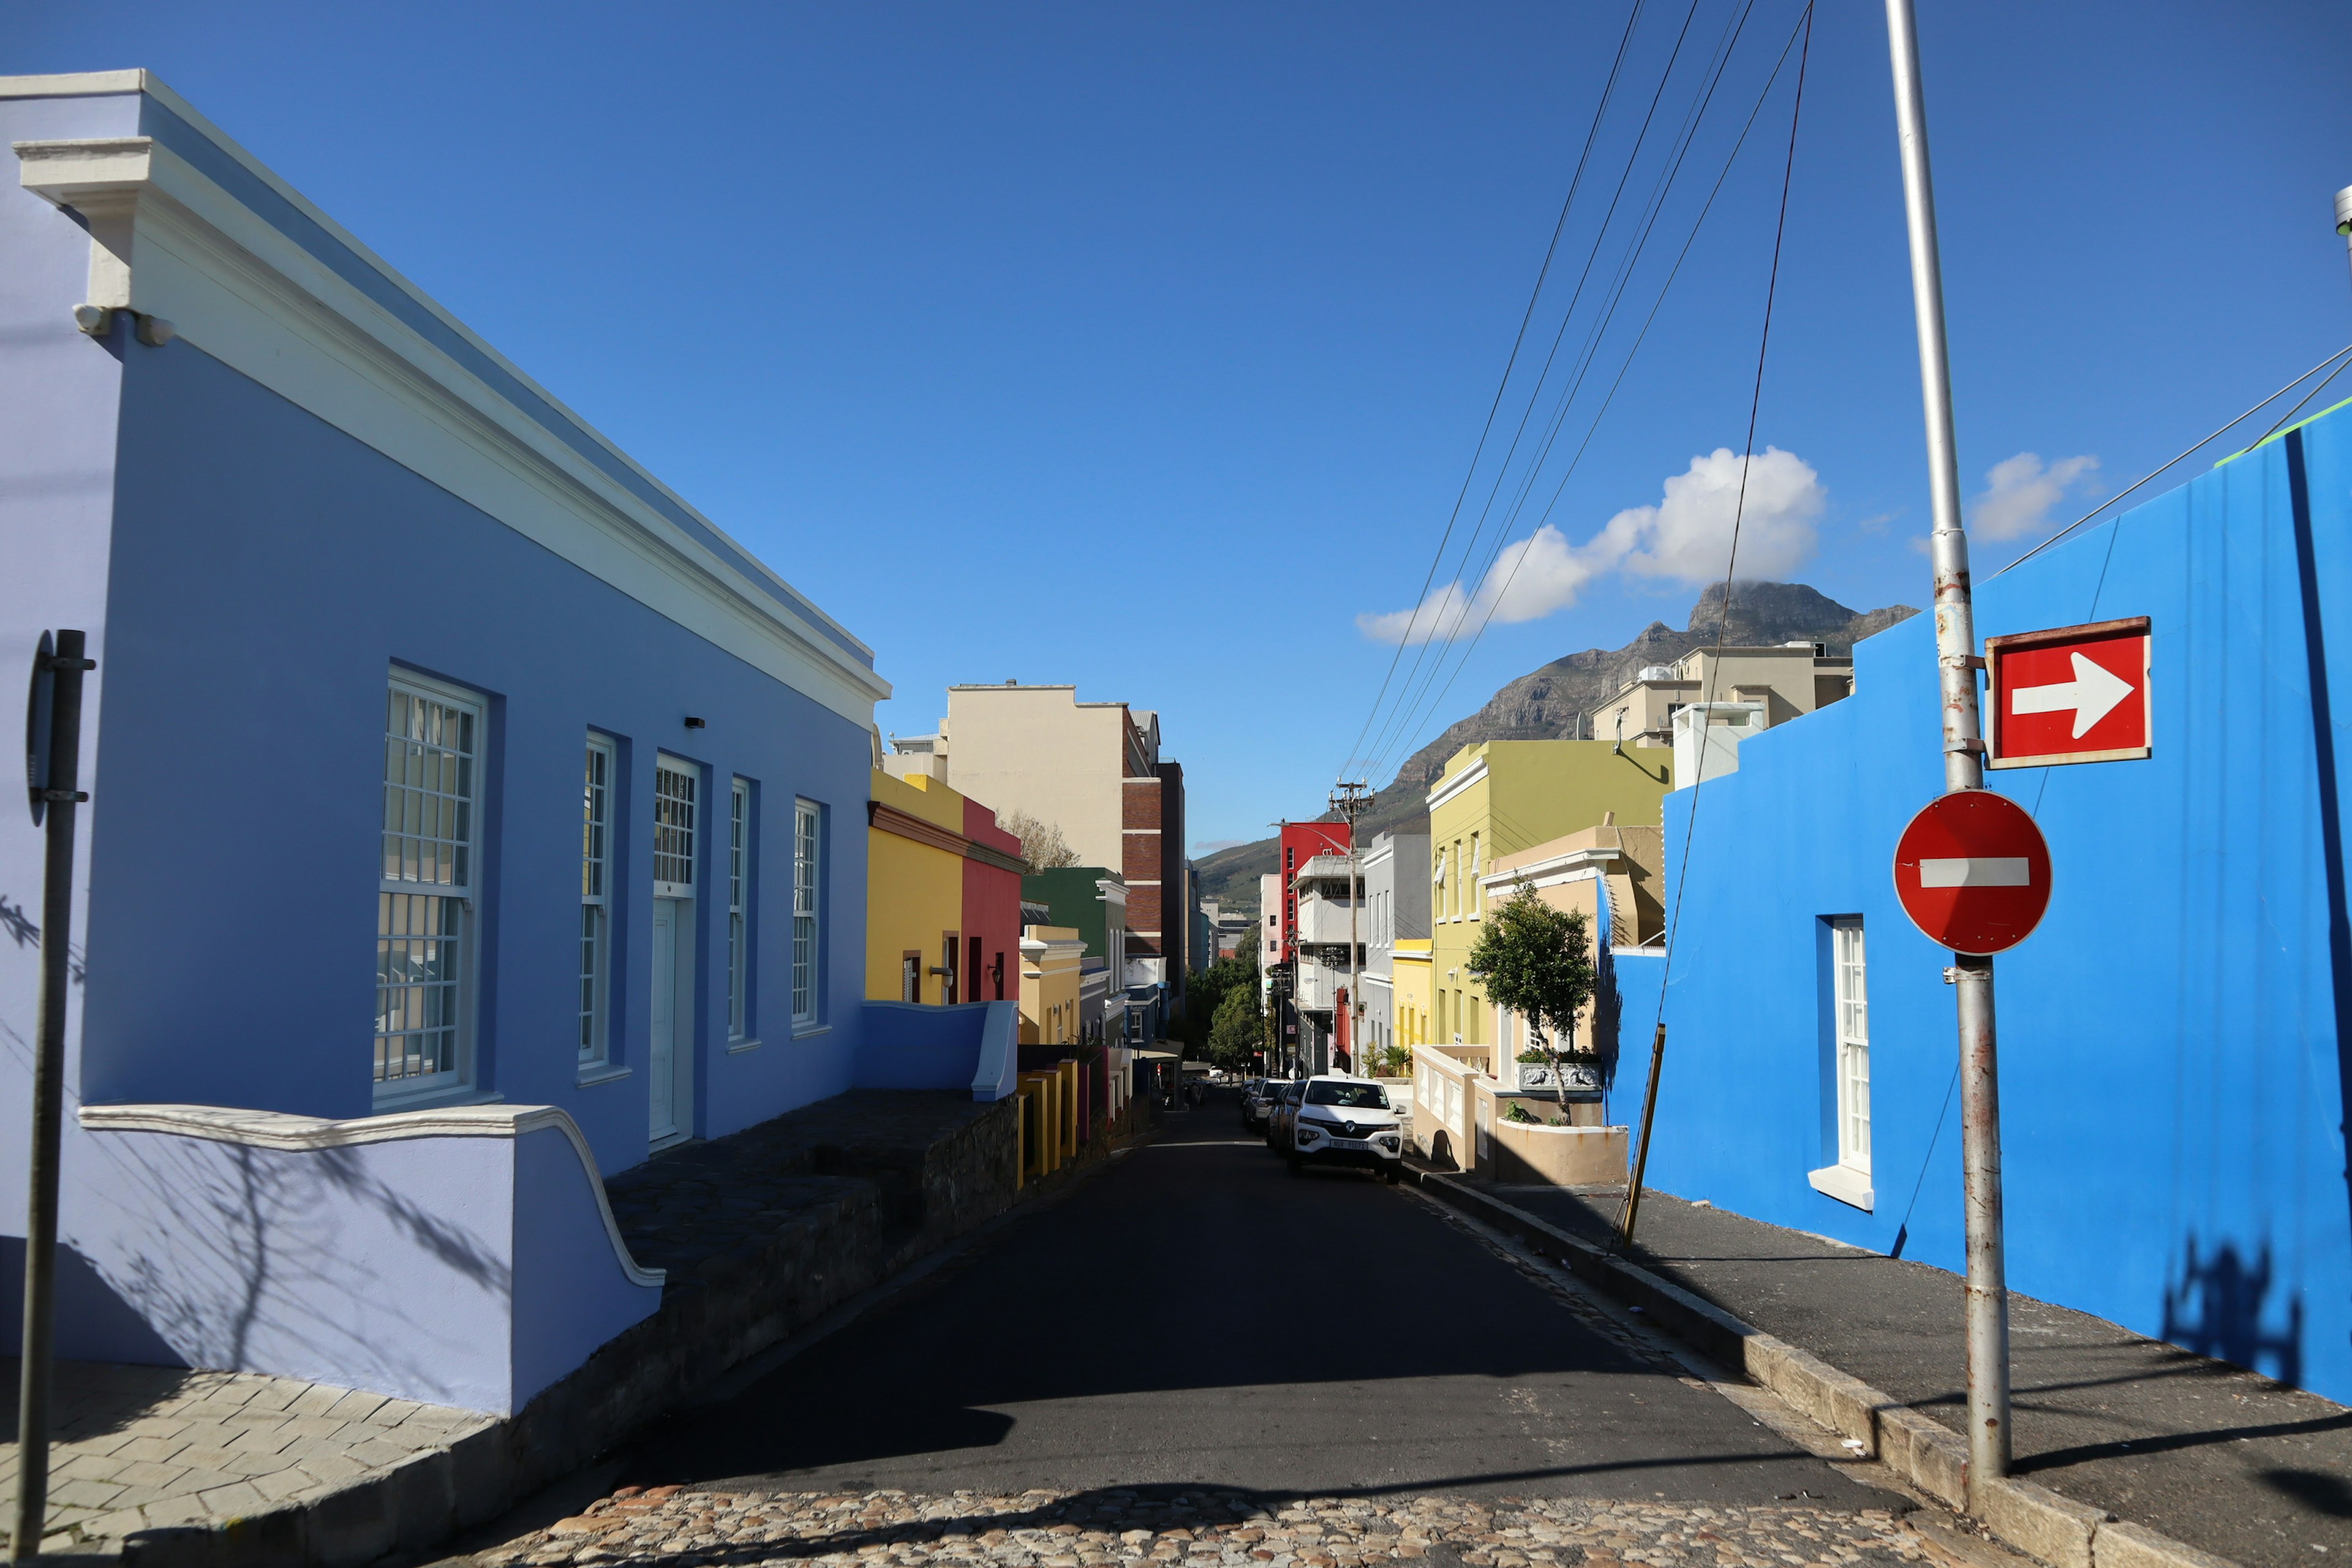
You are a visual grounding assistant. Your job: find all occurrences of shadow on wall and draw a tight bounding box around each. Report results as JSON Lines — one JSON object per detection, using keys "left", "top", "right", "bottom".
{"left": 67, "top": 1130, "right": 511, "bottom": 1401}
{"left": 2162, "top": 1234, "right": 2302, "bottom": 1388}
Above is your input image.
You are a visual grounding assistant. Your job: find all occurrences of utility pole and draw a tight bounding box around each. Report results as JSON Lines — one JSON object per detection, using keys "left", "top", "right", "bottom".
{"left": 1329, "top": 782, "right": 1371, "bottom": 1074}
{"left": 1883, "top": 0, "right": 2009, "bottom": 1497}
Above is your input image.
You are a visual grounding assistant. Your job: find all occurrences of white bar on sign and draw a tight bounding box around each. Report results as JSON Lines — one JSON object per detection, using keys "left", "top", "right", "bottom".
{"left": 1918, "top": 857, "right": 2030, "bottom": 889}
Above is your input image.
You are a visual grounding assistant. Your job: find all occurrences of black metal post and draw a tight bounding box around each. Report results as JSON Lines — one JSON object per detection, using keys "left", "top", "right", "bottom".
{"left": 13, "top": 629, "right": 92, "bottom": 1565}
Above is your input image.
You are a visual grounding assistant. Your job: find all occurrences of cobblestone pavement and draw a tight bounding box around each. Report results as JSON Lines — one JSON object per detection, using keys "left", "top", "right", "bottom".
{"left": 477, "top": 1486, "right": 1935, "bottom": 1568}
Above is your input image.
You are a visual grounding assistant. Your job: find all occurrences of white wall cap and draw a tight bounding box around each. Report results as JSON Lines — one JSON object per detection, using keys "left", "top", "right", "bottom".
{"left": 78, "top": 1101, "right": 665, "bottom": 1287}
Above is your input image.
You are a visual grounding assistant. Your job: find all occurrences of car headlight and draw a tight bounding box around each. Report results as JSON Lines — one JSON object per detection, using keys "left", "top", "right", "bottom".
{"left": 1295, "top": 1123, "right": 1323, "bottom": 1142}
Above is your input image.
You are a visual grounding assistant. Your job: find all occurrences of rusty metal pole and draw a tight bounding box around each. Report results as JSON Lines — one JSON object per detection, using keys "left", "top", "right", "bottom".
{"left": 1616, "top": 1021, "right": 1667, "bottom": 1249}
{"left": 1885, "top": 0, "right": 2010, "bottom": 1494}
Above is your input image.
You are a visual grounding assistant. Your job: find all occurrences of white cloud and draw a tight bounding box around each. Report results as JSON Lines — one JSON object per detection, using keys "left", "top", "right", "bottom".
{"left": 1969, "top": 452, "right": 2098, "bottom": 541}
{"left": 1357, "top": 447, "right": 1826, "bottom": 645}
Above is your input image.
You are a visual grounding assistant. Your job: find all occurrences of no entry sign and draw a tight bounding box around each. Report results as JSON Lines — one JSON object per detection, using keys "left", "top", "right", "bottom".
{"left": 1893, "top": 791, "right": 2052, "bottom": 956}
{"left": 1986, "top": 616, "right": 2151, "bottom": 768}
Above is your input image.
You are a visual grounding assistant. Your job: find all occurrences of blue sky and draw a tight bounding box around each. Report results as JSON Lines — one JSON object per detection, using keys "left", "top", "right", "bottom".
{"left": 10, "top": 2, "right": 2351, "bottom": 852}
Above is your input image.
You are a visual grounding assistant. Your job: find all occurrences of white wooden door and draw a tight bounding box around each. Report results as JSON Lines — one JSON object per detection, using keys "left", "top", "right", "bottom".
{"left": 650, "top": 897, "right": 690, "bottom": 1144}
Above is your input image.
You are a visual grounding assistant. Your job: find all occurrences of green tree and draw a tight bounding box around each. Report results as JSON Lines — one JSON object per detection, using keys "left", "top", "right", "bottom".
{"left": 1465, "top": 884, "right": 1596, "bottom": 1109}
{"left": 1206, "top": 982, "right": 1263, "bottom": 1070}
{"left": 1180, "top": 951, "right": 1261, "bottom": 1063}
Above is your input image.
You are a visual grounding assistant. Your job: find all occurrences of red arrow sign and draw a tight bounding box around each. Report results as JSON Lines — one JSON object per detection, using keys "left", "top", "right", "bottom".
{"left": 1893, "top": 791, "right": 2052, "bottom": 956}
{"left": 1986, "top": 616, "right": 2150, "bottom": 768}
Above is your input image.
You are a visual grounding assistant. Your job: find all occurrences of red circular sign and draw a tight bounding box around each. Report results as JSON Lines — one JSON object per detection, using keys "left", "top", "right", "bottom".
{"left": 1892, "top": 790, "right": 2052, "bottom": 955}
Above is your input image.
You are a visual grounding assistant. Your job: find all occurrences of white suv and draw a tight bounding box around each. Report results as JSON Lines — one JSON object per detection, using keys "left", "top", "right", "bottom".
{"left": 1284, "top": 1075, "right": 1404, "bottom": 1182}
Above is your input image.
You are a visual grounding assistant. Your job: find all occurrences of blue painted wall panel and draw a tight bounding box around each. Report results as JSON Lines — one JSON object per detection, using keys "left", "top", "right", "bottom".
{"left": 1628, "top": 407, "right": 2352, "bottom": 1402}
{"left": 83, "top": 335, "right": 875, "bottom": 1175}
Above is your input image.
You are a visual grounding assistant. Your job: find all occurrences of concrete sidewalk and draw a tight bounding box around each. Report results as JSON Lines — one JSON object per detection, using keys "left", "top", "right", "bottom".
{"left": 1476, "top": 1183, "right": 2349, "bottom": 1568}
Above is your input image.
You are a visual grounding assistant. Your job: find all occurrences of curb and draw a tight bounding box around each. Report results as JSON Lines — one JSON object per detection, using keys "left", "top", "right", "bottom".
{"left": 1408, "top": 1172, "right": 2237, "bottom": 1568}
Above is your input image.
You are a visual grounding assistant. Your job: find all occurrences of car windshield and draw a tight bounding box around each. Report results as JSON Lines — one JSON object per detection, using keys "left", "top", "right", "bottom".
{"left": 1306, "top": 1082, "right": 1390, "bottom": 1109}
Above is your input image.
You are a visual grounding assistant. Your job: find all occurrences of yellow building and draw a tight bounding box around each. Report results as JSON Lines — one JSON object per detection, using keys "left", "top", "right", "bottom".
{"left": 866, "top": 769, "right": 967, "bottom": 1003}
{"left": 1390, "top": 939, "right": 1433, "bottom": 1047}
{"left": 1020, "top": 924, "right": 1085, "bottom": 1046}
{"left": 1425, "top": 740, "right": 1671, "bottom": 1051}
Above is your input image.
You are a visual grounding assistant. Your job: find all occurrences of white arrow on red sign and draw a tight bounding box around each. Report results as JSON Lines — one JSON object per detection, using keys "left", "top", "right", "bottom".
{"left": 1985, "top": 616, "right": 2152, "bottom": 769}
{"left": 2007, "top": 651, "right": 2135, "bottom": 739}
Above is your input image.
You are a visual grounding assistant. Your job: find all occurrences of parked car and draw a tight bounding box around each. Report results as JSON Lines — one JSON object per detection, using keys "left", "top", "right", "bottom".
{"left": 1263, "top": 1078, "right": 1305, "bottom": 1150}
{"left": 1238, "top": 1079, "right": 1273, "bottom": 1133}
{"left": 1282, "top": 1075, "right": 1403, "bottom": 1182}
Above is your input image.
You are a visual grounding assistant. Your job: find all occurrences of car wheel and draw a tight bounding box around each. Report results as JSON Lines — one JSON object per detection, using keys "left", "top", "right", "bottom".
{"left": 1382, "top": 1163, "right": 1401, "bottom": 1185}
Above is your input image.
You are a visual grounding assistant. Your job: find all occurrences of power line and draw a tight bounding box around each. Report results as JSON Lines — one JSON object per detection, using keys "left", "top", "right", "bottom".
{"left": 1653, "top": 0, "right": 1812, "bottom": 1014}
{"left": 1356, "top": 4, "right": 1810, "bottom": 789}
{"left": 1988, "top": 340, "right": 2352, "bottom": 581}
{"left": 1336, "top": 0, "right": 1654, "bottom": 785}
{"left": 1353, "top": 0, "right": 1736, "bottom": 786}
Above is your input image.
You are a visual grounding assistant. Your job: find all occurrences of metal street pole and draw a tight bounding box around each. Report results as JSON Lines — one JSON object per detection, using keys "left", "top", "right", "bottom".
{"left": 1883, "top": 0, "right": 2010, "bottom": 1494}
{"left": 1330, "top": 782, "right": 1370, "bottom": 1074}
{"left": 13, "top": 630, "right": 94, "bottom": 1565}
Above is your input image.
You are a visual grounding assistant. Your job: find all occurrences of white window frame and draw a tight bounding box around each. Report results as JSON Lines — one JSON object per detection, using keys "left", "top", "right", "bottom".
{"left": 1833, "top": 918, "right": 1870, "bottom": 1172}
{"left": 375, "top": 671, "right": 483, "bottom": 1105}
{"left": 1809, "top": 917, "right": 1875, "bottom": 1210}
{"left": 654, "top": 756, "right": 698, "bottom": 899}
{"left": 1469, "top": 833, "right": 1482, "bottom": 917}
{"left": 727, "top": 777, "right": 752, "bottom": 1044}
{"left": 579, "top": 734, "right": 617, "bottom": 1076}
{"left": 792, "top": 797, "right": 822, "bottom": 1029}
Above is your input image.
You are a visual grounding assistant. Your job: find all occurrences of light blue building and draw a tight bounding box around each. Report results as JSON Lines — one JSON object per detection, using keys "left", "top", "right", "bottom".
{"left": 0, "top": 71, "right": 1017, "bottom": 1415}
{"left": 1615, "top": 401, "right": 2352, "bottom": 1404}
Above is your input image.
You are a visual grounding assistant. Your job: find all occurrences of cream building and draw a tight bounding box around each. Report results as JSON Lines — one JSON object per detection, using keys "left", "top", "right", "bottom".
{"left": 1020, "top": 923, "right": 1086, "bottom": 1046}
{"left": 1595, "top": 642, "right": 1855, "bottom": 751}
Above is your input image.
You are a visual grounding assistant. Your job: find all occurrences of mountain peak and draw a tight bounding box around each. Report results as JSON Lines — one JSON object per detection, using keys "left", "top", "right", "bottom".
{"left": 1194, "top": 581, "right": 1919, "bottom": 918}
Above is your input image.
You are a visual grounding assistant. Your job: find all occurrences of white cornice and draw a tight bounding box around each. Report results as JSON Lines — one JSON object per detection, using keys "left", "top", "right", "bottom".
{"left": 1425, "top": 757, "right": 1489, "bottom": 815}
{"left": 78, "top": 1102, "right": 664, "bottom": 1288}
{"left": 12, "top": 123, "right": 888, "bottom": 725}
{"left": 1480, "top": 845, "right": 1623, "bottom": 891}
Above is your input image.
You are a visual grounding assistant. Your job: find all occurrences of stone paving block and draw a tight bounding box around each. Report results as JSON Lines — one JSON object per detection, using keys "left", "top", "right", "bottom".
{"left": 241, "top": 1379, "right": 304, "bottom": 1414}
{"left": 114, "top": 1457, "right": 196, "bottom": 1490}
{"left": 341, "top": 1436, "right": 420, "bottom": 1469}
{"left": 85, "top": 1504, "right": 152, "bottom": 1540}
{"left": 53, "top": 1449, "right": 132, "bottom": 1483}
{"left": 294, "top": 1452, "right": 372, "bottom": 1486}
{"left": 194, "top": 1479, "right": 271, "bottom": 1520}
{"left": 247, "top": 1467, "right": 317, "bottom": 1504}
{"left": 51, "top": 1477, "right": 130, "bottom": 1510}
{"left": 322, "top": 1390, "right": 390, "bottom": 1423}
{"left": 115, "top": 1434, "right": 194, "bottom": 1464}
{"left": 283, "top": 1384, "right": 347, "bottom": 1419}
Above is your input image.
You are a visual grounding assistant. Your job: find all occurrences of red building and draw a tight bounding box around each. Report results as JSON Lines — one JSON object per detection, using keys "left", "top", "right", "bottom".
{"left": 1276, "top": 820, "right": 1351, "bottom": 966}
{"left": 960, "top": 796, "right": 1027, "bottom": 1003}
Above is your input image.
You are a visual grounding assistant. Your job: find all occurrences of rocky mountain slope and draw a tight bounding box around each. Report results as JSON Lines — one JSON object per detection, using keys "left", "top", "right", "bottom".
{"left": 1197, "top": 581, "right": 1916, "bottom": 919}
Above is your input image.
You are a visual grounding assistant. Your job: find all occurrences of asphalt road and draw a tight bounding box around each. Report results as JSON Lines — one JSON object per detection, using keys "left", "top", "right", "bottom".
{"left": 604, "top": 1101, "right": 1905, "bottom": 1509}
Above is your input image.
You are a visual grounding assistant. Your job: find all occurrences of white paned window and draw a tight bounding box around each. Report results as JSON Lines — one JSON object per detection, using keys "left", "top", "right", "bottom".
{"left": 793, "top": 799, "right": 821, "bottom": 1026}
{"left": 580, "top": 737, "right": 614, "bottom": 1067}
{"left": 654, "top": 758, "right": 696, "bottom": 897}
{"left": 1469, "top": 833, "right": 1482, "bottom": 916}
{"left": 728, "top": 777, "right": 750, "bottom": 1041}
{"left": 377, "top": 676, "right": 480, "bottom": 1096}
{"left": 1833, "top": 918, "right": 1871, "bottom": 1173}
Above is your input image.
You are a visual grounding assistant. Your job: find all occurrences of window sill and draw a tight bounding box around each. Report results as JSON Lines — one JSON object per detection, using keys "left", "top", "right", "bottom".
{"left": 575, "top": 1063, "right": 633, "bottom": 1087}
{"left": 1807, "top": 1163, "right": 1874, "bottom": 1212}
{"left": 371, "top": 1085, "right": 505, "bottom": 1115}
{"left": 725, "top": 1036, "right": 762, "bottom": 1055}
{"left": 791, "top": 1022, "right": 832, "bottom": 1040}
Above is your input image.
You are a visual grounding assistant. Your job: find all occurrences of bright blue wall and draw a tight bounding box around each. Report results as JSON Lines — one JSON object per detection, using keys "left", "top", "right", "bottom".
{"left": 81, "top": 336, "right": 876, "bottom": 1175}
{"left": 1627, "top": 405, "right": 2352, "bottom": 1403}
